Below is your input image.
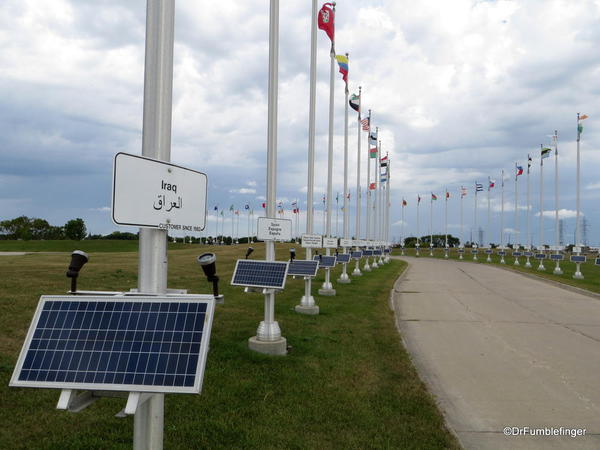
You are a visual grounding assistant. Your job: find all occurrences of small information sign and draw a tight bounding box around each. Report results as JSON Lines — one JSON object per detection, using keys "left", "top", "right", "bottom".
{"left": 323, "top": 237, "right": 338, "bottom": 248}
{"left": 257, "top": 217, "right": 292, "bottom": 241}
{"left": 301, "top": 234, "right": 322, "bottom": 248}
{"left": 340, "top": 238, "right": 353, "bottom": 248}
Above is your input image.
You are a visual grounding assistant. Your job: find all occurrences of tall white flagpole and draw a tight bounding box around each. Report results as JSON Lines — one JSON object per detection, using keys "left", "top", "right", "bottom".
{"left": 416, "top": 196, "right": 421, "bottom": 257}
{"left": 320, "top": 2, "right": 336, "bottom": 295}
{"left": 525, "top": 155, "right": 532, "bottom": 268}
{"left": 364, "top": 115, "right": 372, "bottom": 271}
{"left": 377, "top": 141, "right": 384, "bottom": 264}
{"left": 473, "top": 183, "right": 478, "bottom": 260}
{"left": 444, "top": 189, "right": 449, "bottom": 259}
{"left": 136, "top": 0, "right": 175, "bottom": 446}
{"left": 384, "top": 159, "right": 391, "bottom": 262}
{"left": 335, "top": 193, "right": 339, "bottom": 238}
{"left": 339, "top": 55, "right": 351, "bottom": 282}
{"left": 538, "top": 144, "right": 546, "bottom": 270}
{"left": 249, "top": 0, "right": 286, "bottom": 354}
{"left": 459, "top": 189, "right": 464, "bottom": 259}
{"left": 247, "top": 208, "right": 250, "bottom": 244}
{"left": 401, "top": 201, "right": 405, "bottom": 255}
{"left": 352, "top": 87, "right": 363, "bottom": 276}
{"left": 500, "top": 170, "right": 505, "bottom": 263}
{"left": 514, "top": 163, "right": 520, "bottom": 266}
{"left": 429, "top": 194, "right": 434, "bottom": 256}
{"left": 486, "top": 178, "right": 492, "bottom": 262}
{"left": 553, "top": 131, "right": 563, "bottom": 274}
{"left": 372, "top": 138, "right": 380, "bottom": 268}
{"left": 574, "top": 113, "right": 585, "bottom": 279}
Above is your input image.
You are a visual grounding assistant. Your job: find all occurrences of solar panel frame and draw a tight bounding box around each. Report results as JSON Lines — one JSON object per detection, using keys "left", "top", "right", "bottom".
{"left": 231, "top": 259, "right": 289, "bottom": 289}
{"left": 287, "top": 260, "right": 319, "bottom": 277}
{"left": 313, "top": 255, "right": 337, "bottom": 268}
{"left": 550, "top": 254, "right": 564, "bottom": 261}
{"left": 363, "top": 250, "right": 373, "bottom": 256}
{"left": 336, "top": 254, "right": 351, "bottom": 263}
{"left": 10, "top": 295, "right": 215, "bottom": 394}
{"left": 373, "top": 250, "right": 383, "bottom": 256}
{"left": 571, "top": 255, "right": 586, "bottom": 263}
{"left": 351, "top": 251, "right": 362, "bottom": 259}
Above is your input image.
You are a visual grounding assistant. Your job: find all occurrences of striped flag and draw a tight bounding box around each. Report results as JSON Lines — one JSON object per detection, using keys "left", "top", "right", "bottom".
{"left": 461, "top": 187, "right": 467, "bottom": 198}
{"left": 335, "top": 54, "right": 349, "bottom": 87}
{"left": 431, "top": 193, "right": 438, "bottom": 201}
{"left": 349, "top": 93, "right": 360, "bottom": 112}
{"left": 541, "top": 147, "right": 551, "bottom": 159}
{"left": 475, "top": 183, "right": 484, "bottom": 192}
{"left": 361, "top": 117, "right": 370, "bottom": 131}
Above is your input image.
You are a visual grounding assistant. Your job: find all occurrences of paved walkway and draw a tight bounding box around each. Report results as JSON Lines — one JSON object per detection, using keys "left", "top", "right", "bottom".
{"left": 392, "top": 257, "right": 600, "bottom": 449}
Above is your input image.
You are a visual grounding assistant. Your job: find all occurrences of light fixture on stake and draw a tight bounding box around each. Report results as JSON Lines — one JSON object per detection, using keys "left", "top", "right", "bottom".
{"left": 197, "top": 253, "right": 224, "bottom": 304}
{"left": 66, "top": 250, "right": 89, "bottom": 294}
{"left": 245, "top": 247, "right": 254, "bottom": 259}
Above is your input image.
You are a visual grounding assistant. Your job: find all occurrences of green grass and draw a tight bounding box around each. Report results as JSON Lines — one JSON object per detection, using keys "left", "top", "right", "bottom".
{"left": 0, "top": 239, "right": 196, "bottom": 253}
{"left": 0, "top": 244, "right": 459, "bottom": 449}
{"left": 400, "top": 247, "right": 600, "bottom": 294}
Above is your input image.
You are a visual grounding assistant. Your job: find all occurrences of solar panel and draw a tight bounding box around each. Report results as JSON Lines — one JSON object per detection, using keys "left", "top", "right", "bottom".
{"left": 497, "top": 250, "right": 506, "bottom": 256}
{"left": 10, "top": 295, "right": 214, "bottom": 394}
{"left": 513, "top": 251, "right": 522, "bottom": 257}
{"left": 373, "top": 250, "right": 382, "bottom": 256}
{"left": 523, "top": 251, "right": 533, "bottom": 257}
{"left": 313, "top": 255, "right": 337, "bottom": 268}
{"left": 550, "top": 254, "right": 564, "bottom": 261}
{"left": 571, "top": 255, "right": 586, "bottom": 263}
{"left": 535, "top": 253, "right": 546, "bottom": 259}
{"left": 336, "top": 254, "right": 351, "bottom": 263}
{"left": 231, "top": 260, "right": 288, "bottom": 289}
{"left": 287, "top": 260, "right": 319, "bottom": 277}
{"left": 363, "top": 250, "right": 373, "bottom": 256}
{"left": 484, "top": 249, "right": 493, "bottom": 254}
{"left": 384, "top": 249, "right": 391, "bottom": 254}
{"left": 351, "top": 251, "right": 362, "bottom": 259}
{"left": 595, "top": 258, "right": 600, "bottom": 265}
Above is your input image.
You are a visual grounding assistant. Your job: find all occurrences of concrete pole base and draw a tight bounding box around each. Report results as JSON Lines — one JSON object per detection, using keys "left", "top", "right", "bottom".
{"left": 363, "top": 265, "right": 371, "bottom": 272}
{"left": 537, "top": 264, "right": 546, "bottom": 271}
{"left": 337, "top": 276, "right": 351, "bottom": 284}
{"left": 514, "top": 260, "right": 520, "bottom": 266}
{"left": 372, "top": 262, "right": 379, "bottom": 268}
{"left": 352, "top": 269, "right": 363, "bottom": 276}
{"left": 553, "top": 265, "right": 563, "bottom": 275}
{"left": 248, "top": 336, "right": 287, "bottom": 355}
{"left": 500, "top": 258, "right": 505, "bottom": 264}
{"left": 524, "top": 259, "right": 532, "bottom": 268}
{"left": 573, "top": 266, "right": 584, "bottom": 279}
{"left": 458, "top": 255, "right": 463, "bottom": 260}
{"left": 318, "top": 288, "right": 336, "bottom": 296}
{"left": 473, "top": 256, "right": 478, "bottom": 261}
{"left": 295, "top": 304, "right": 320, "bottom": 315}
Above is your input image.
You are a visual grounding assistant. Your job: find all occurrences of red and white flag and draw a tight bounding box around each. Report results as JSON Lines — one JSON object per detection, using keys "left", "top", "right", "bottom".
{"left": 318, "top": 3, "right": 335, "bottom": 43}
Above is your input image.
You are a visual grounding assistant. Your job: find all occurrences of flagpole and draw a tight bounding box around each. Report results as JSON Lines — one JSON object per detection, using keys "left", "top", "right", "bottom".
{"left": 364, "top": 114, "right": 372, "bottom": 271}
{"left": 538, "top": 144, "right": 546, "bottom": 270}
{"left": 249, "top": 0, "right": 286, "bottom": 354}
{"left": 352, "top": 87, "right": 362, "bottom": 276}
{"left": 416, "top": 196, "right": 420, "bottom": 257}
{"left": 500, "top": 170, "right": 505, "bottom": 263}
{"left": 339, "top": 54, "right": 350, "bottom": 282}
{"left": 376, "top": 139, "right": 383, "bottom": 265}
{"left": 372, "top": 138, "right": 380, "bottom": 268}
{"left": 320, "top": 2, "right": 336, "bottom": 295}
{"left": 384, "top": 159, "right": 391, "bottom": 262}
{"left": 525, "top": 155, "right": 532, "bottom": 268}
{"left": 429, "top": 194, "right": 433, "bottom": 256}
{"left": 486, "top": 178, "right": 491, "bottom": 262}
{"left": 514, "top": 163, "right": 520, "bottom": 266}
{"left": 473, "top": 183, "right": 478, "bottom": 260}
{"left": 459, "top": 188, "right": 463, "bottom": 259}
{"left": 574, "top": 113, "right": 584, "bottom": 279}
{"left": 553, "top": 131, "right": 563, "bottom": 274}
{"left": 335, "top": 193, "right": 339, "bottom": 238}
{"left": 401, "top": 201, "right": 405, "bottom": 255}
{"left": 444, "top": 189, "right": 449, "bottom": 259}
{"left": 378, "top": 142, "right": 385, "bottom": 264}
{"left": 247, "top": 208, "right": 250, "bottom": 244}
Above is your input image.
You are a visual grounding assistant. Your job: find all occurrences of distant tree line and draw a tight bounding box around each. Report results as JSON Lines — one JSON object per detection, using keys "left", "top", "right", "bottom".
{"left": 0, "top": 216, "right": 87, "bottom": 240}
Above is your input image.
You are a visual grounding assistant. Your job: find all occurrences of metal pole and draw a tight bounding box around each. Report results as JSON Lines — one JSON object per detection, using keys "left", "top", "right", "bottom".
{"left": 335, "top": 193, "right": 339, "bottom": 238}
{"left": 364, "top": 113, "right": 372, "bottom": 271}
{"left": 372, "top": 138, "right": 380, "bottom": 268}
{"left": 416, "top": 197, "right": 420, "bottom": 257}
{"left": 473, "top": 186, "right": 478, "bottom": 261}
{"left": 553, "top": 131, "right": 563, "bottom": 274}
{"left": 538, "top": 145, "right": 546, "bottom": 270}
{"left": 444, "top": 189, "right": 449, "bottom": 259}
{"left": 136, "top": 1, "right": 175, "bottom": 448}
{"left": 459, "top": 190, "right": 463, "bottom": 259}
{"left": 574, "top": 114, "right": 584, "bottom": 279}
{"left": 252, "top": 0, "right": 285, "bottom": 350}
{"left": 320, "top": 6, "right": 336, "bottom": 294}
{"left": 401, "top": 203, "right": 405, "bottom": 255}
{"left": 500, "top": 170, "right": 505, "bottom": 263}
{"left": 385, "top": 160, "right": 391, "bottom": 262}
{"left": 486, "top": 179, "right": 491, "bottom": 262}
{"left": 525, "top": 156, "right": 532, "bottom": 267}
{"left": 339, "top": 63, "right": 350, "bottom": 282}
{"left": 514, "top": 164, "right": 520, "bottom": 265}
{"left": 353, "top": 87, "right": 362, "bottom": 275}
{"left": 429, "top": 196, "right": 433, "bottom": 256}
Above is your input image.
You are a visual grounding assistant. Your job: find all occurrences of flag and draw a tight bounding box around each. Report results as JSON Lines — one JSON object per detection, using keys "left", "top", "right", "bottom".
{"left": 349, "top": 93, "right": 360, "bottom": 112}
{"left": 361, "top": 117, "right": 370, "bottom": 131}
{"left": 220, "top": 210, "right": 224, "bottom": 216}
{"left": 527, "top": 154, "right": 532, "bottom": 173}
{"left": 244, "top": 204, "right": 250, "bottom": 210}
{"left": 335, "top": 54, "right": 348, "bottom": 87}
{"left": 446, "top": 191, "right": 450, "bottom": 199}
{"left": 262, "top": 202, "right": 266, "bottom": 208}
{"left": 431, "top": 193, "right": 437, "bottom": 201}
{"left": 322, "top": 195, "right": 326, "bottom": 203}
{"left": 369, "top": 182, "right": 376, "bottom": 190}
{"left": 541, "top": 147, "right": 551, "bottom": 159}
{"left": 380, "top": 154, "right": 388, "bottom": 166}
{"left": 346, "top": 193, "right": 350, "bottom": 199}
{"left": 318, "top": 3, "right": 335, "bottom": 43}
{"left": 369, "top": 130, "right": 378, "bottom": 145}
{"left": 214, "top": 206, "right": 218, "bottom": 211}
{"left": 369, "top": 147, "right": 377, "bottom": 158}
{"left": 577, "top": 114, "right": 588, "bottom": 136}
{"left": 235, "top": 210, "right": 239, "bottom": 215}
{"left": 461, "top": 186, "right": 467, "bottom": 198}
{"left": 291, "top": 201, "right": 297, "bottom": 206}
{"left": 402, "top": 199, "right": 407, "bottom": 206}
{"left": 475, "top": 183, "right": 483, "bottom": 192}
{"left": 418, "top": 195, "right": 421, "bottom": 204}
{"left": 229, "top": 204, "right": 234, "bottom": 211}
{"left": 381, "top": 174, "right": 387, "bottom": 183}
{"left": 516, "top": 165, "right": 523, "bottom": 177}
{"left": 278, "top": 201, "right": 283, "bottom": 207}
{"left": 488, "top": 178, "right": 495, "bottom": 189}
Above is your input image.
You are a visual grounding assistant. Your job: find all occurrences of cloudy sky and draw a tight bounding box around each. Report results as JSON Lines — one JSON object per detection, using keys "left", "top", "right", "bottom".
{"left": 1, "top": 0, "right": 600, "bottom": 245}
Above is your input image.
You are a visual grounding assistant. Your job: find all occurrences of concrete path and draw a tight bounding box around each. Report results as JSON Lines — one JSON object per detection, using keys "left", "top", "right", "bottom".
{"left": 0, "top": 252, "right": 27, "bottom": 256}
{"left": 392, "top": 257, "right": 600, "bottom": 450}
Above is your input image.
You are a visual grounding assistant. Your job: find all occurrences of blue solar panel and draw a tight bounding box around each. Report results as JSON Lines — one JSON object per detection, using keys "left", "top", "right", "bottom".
{"left": 351, "top": 251, "right": 362, "bottom": 259}
{"left": 231, "top": 260, "right": 288, "bottom": 289}
{"left": 513, "top": 251, "right": 522, "bottom": 257}
{"left": 595, "top": 258, "right": 600, "bottom": 265}
{"left": 336, "top": 254, "right": 351, "bottom": 263}
{"left": 10, "top": 296, "right": 214, "bottom": 394}
{"left": 313, "top": 255, "right": 336, "bottom": 268}
{"left": 373, "top": 250, "right": 382, "bottom": 256}
{"left": 497, "top": 250, "right": 506, "bottom": 256}
{"left": 571, "top": 255, "right": 586, "bottom": 263}
{"left": 535, "top": 253, "right": 546, "bottom": 259}
{"left": 363, "top": 250, "right": 373, "bottom": 256}
{"left": 471, "top": 249, "right": 478, "bottom": 254}
{"left": 287, "top": 260, "right": 319, "bottom": 277}
{"left": 484, "top": 249, "right": 493, "bottom": 254}
{"left": 384, "top": 249, "right": 391, "bottom": 254}
{"left": 550, "top": 254, "right": 564, "bottom": 261}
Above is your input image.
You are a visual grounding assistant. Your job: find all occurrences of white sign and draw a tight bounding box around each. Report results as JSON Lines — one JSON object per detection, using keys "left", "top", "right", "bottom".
{"left": 257, "top": 217, "right": 292, "bottom": 241}
{"left": 301, "top": 234, "right": 322, "bottom": 248}
{"left": 573, "top": 246, "right": 582, "bottom": 253}
{"left": 550, "top": 245, "right": 564, "bottom": 251}
{"left": 523, "top": 245, "right": 531, "bottom": 250}
{"left": 112, "top": 153, "right": 207, "bottom": 231}
{"left": 340, "top": 239, "right": 353, "bottom": 248}
{"left": 323, "top": 237, "right": 338, "bottom": 248}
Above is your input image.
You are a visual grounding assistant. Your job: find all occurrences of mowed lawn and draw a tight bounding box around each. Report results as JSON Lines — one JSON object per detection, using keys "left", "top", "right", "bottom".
{"left": 0, "top": 242, "right": 459, "bottom": 449}
{"left": 399, "top": 247, "right": 600, "bottom": 294}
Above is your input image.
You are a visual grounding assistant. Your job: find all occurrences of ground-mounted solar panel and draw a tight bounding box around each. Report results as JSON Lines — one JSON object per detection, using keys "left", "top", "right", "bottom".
{"left": 231, "top": 260, "right": 289, "bottom": 289}
{"left": 384, "top": 249, "right": 391, "bottom": 254}
{"left": 484, "top": 249, "right": 493, "bottom": 254}
{"left": 497, "top": 250, "right": 506, "bottom": 256}
{"left": 336, "top": 254, "right": 351, "bottom": 263}
{"left": 550, "top": 254, "right": 564, "bottom": 261}
{"left": 10, "top": 295, "right": 214, "bottom": 394}
{"left": 523, "top": 251, "right": 533, "bottom": 257}
{"left": 351, "top": 251, "right": 362, "bottom": 259}
{"left": 313, "top": 255, "right": 337, "bottom": 268}
{"left": 571, "top": 255, "right": 586, "bottom": 263}
{"left": 373, "top": 250, "right": 383, "bottom": 256}
{"left": 595, "top": 258, "right": 600, "bottom": 265}
{"left": 287, "top": 260, "right": 319, "bottom": 277}
{"left": 513, "top": 251, "right": 522, "bottom": 257}
{"left": 363, "top": 250, "right": 373, "bottom": 256}
{"left": 535, "top": 253, "right": 546, "bottom": 260}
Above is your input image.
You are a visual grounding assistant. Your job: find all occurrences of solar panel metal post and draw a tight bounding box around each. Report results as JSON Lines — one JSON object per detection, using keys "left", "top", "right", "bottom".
{"left": 249, "top": 0, "right": 287, "bottom": 354}
{"left": 135, "top": 1, "right": 175, "bottom": 447}
{"left": 338, "top": 59, "right": 350, "bottom": 284}
{"left": 319, "top": 9, "right": 336, "bottom": 296}
{"left": 352, "top": 87, "right": 362, "bottom": 276}
{"left": 296, "top": 0, "right": 319, "bottom": 315}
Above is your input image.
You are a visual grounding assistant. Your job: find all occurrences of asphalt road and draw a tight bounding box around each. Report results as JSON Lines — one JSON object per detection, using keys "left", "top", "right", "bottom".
{"left": 392, "top": 256, "right": 600, "bottom": 450}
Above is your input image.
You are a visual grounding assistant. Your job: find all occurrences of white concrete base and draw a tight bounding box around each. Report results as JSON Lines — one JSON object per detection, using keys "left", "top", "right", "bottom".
{"left": 248, "top": 336, "right": 287, "bottom": 355}
{"left": 537, "top": 264, "right": 546, "bottom": 271}
{"left": 524, "top": 260, "right": 532, "bottom": 268}
{"left": 337, "top": 276, "right": 351, "bottom": 284}
{"left": 295, "top": 304, "right": 319, "bottom": 315}
{"left": 553, "top": 266, "right": 563, "bottom": 275}
{"left": 352, "top": 269, "right": 363, "bottom": 276}
{"left": 318, "top": 288, "right": 336, "bottom": 296}
{"left": 573, "top": 273, "right": 584, "bottom": 279}
{"left": 363, "top": 265, "right": 371, "bottom": 272}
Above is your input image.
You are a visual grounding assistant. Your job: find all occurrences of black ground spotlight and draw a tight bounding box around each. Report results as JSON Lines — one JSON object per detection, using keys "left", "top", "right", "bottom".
{"left": 245, "top": 247, "right": 254, "bottom": 259}
{"left": 197, "top": 253, "right": 223, "bottom": 302}
{"left": 66, "top": 250, "right": 89, "bottom": 294}
{"left": 290, "top": 248, "right": 296, "bottom": 261}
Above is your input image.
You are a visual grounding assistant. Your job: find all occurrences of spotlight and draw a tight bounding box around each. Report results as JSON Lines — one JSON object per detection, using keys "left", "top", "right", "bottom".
{"left": 245, "top": 247, "right": 254, "bottom": 259}
{"left": 290, "top": 248, "right": 296, "bottom": 261}
{"left": 66, "top": 250, "right": 89, "bottom": 293}
{"left": 197, "top": 253, "right": 223, "bottom": 302}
